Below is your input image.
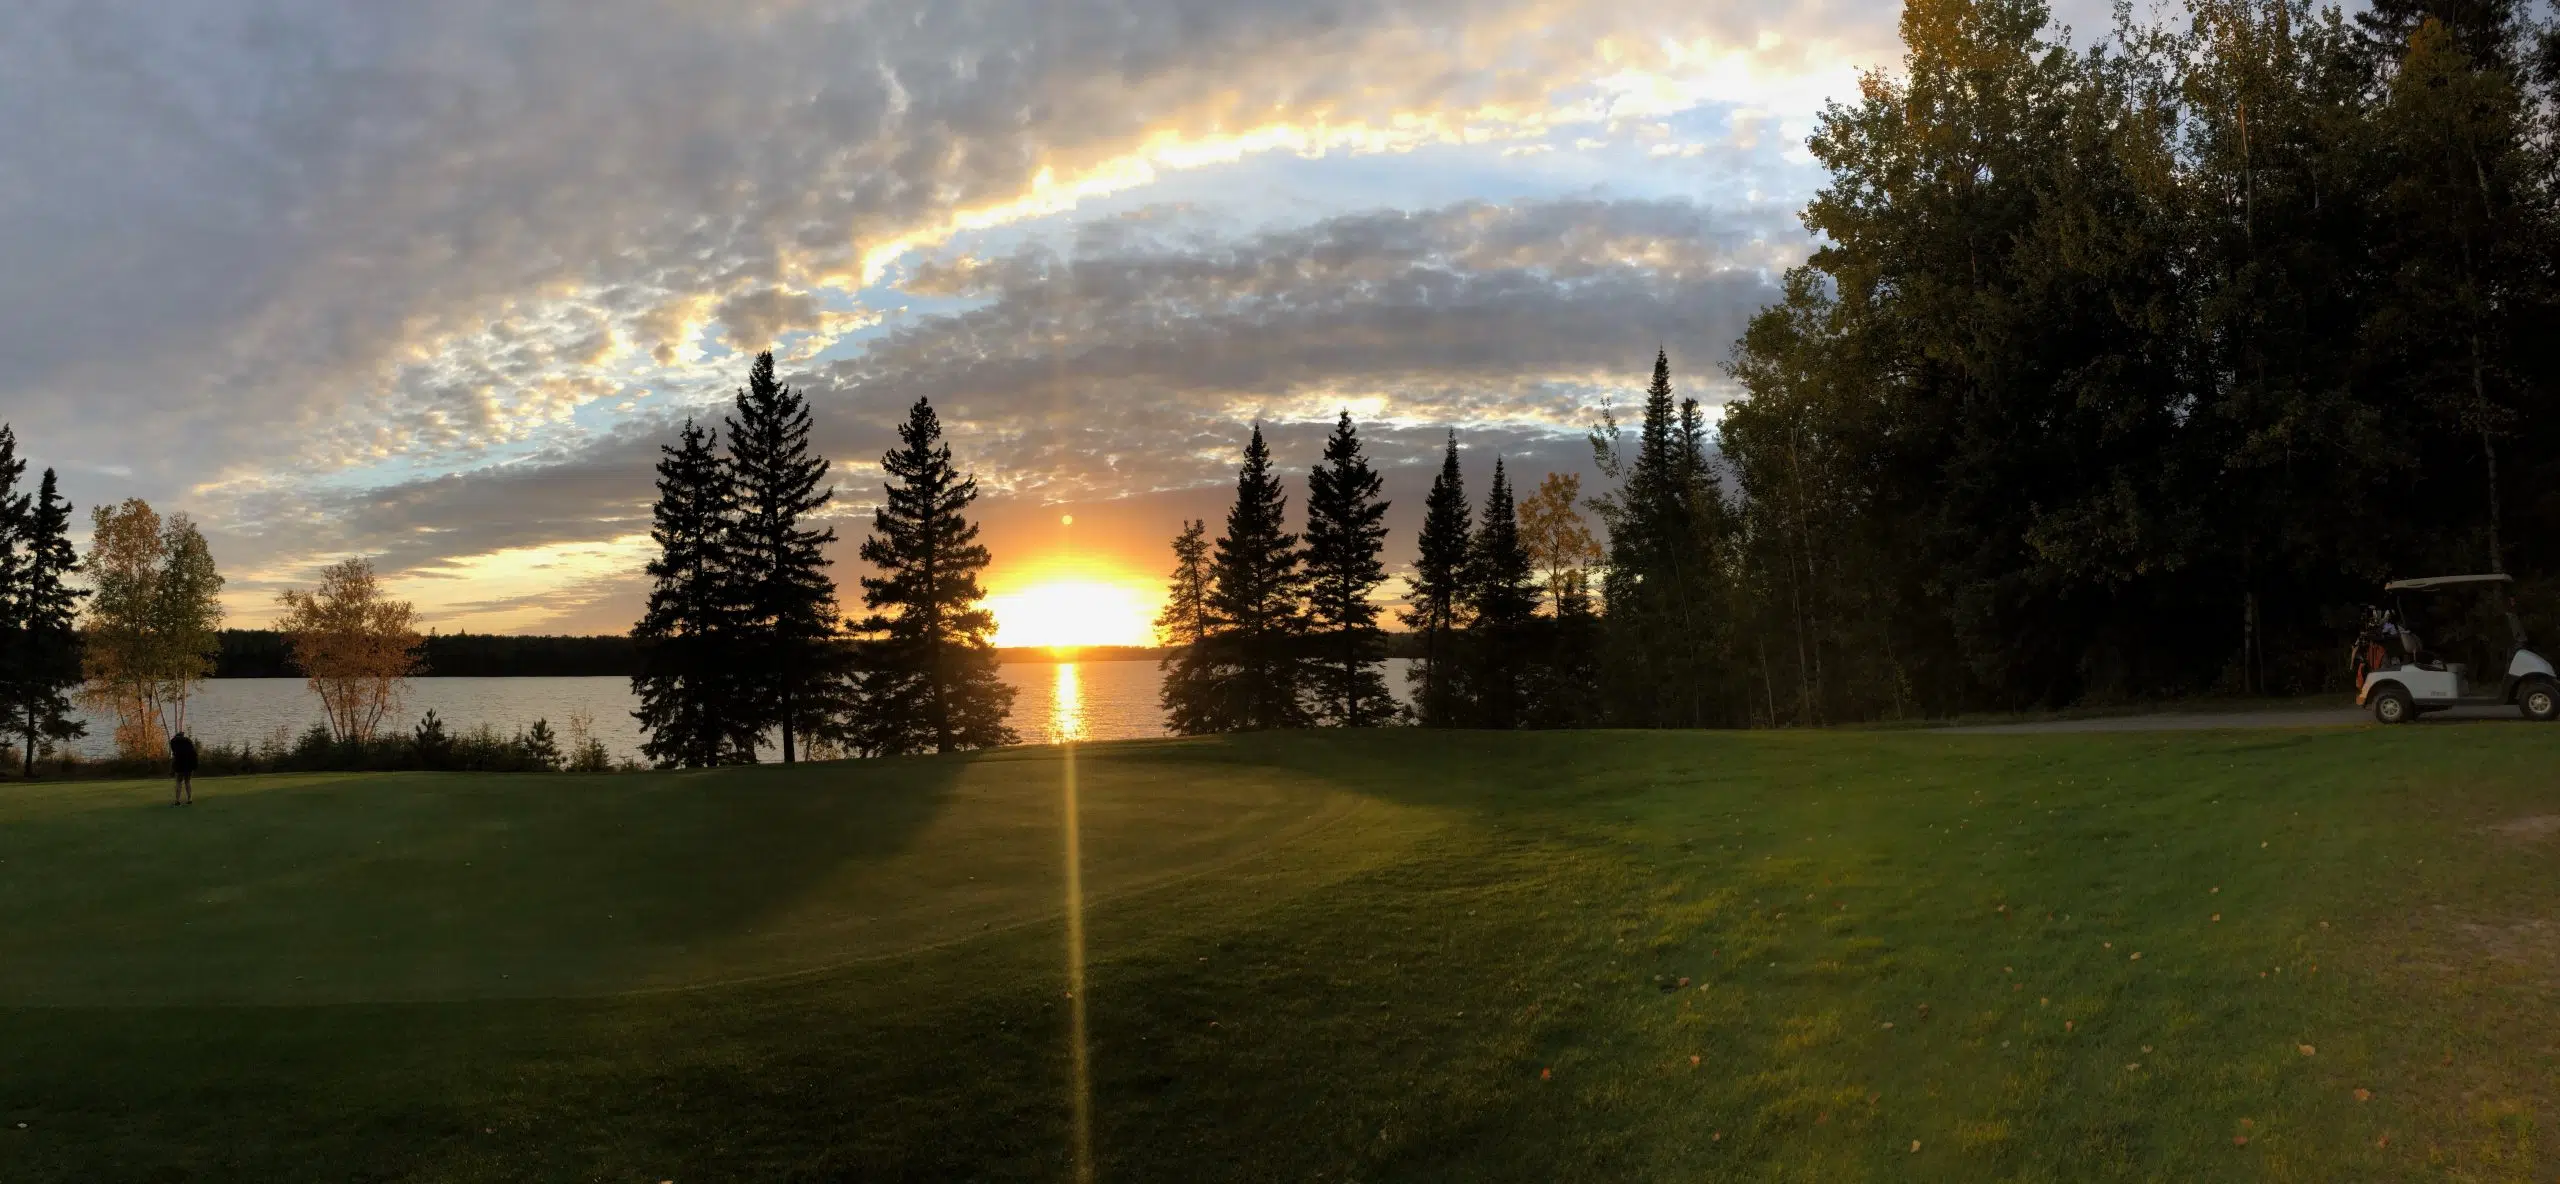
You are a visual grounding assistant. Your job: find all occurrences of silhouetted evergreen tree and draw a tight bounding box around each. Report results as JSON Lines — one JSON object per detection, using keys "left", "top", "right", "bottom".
{"left": 1155, "top": 519, "right": 1219, "bottom": 734}
{"left": 1174, "top": 426, "right": 1309, "bottom": 732}
{"left": 1598, "top": 351, "right": 1730, "bottom": 726}
{"left": 1400, "top": 433, "right": 1472, "bottom": 726}
{"left": 1464, "top": 459, "right": 1541, "bottom": 728}
{"left": 723, "top": 351, "right": 851, "bottom": 763}
{"left": 633, "top": 418, "right": 758, "bottom": 767}
{"left": 852, "top": 397, "right": 1017, "bottom": 755}
{"left": 0, "top": 429, "right": 86, "bottom": 774}
{"left": 1302, "top": 412, "right": 1394, "bottom": 726}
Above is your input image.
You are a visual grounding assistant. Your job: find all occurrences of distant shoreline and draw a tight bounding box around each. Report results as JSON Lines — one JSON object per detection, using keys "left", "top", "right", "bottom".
{"left": 207, "top": 630, "right": 1174, "bottom": 677}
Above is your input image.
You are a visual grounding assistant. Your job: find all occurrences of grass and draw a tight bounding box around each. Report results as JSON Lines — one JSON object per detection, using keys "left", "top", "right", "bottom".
{"left": 2, "top": 725, "right": 2556, "bottom": 1181}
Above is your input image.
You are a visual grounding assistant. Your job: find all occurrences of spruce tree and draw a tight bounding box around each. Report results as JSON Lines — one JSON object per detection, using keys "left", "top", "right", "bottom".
{"left": 853, "top": 397, "right": 1017, "bottom": 755}
{"left": 1599, "top": 351, "right": 1721, "bottom": 727}
{"left": 0, "top": 426, "right": 25, "bottom": 729}
{"left": 1301, "top": 412, "right": 1393, "bottom": 726}
{"left": 723, "top": 351, "right": 850, "bottom": 764}
{"left": 1190, "top": 426, "right": 1310, "bottom": 731}
{"left": 1154, "top": 519, "right": 1219, "bottom": 734}
{"left": 0, "top": 428, "right": 89, "bottom": 775}
{"left": 10, "top": 469, "right": 85, "bottom": 774}
{"left": 633, "top": 418, "right": 756, "bottom": 767}
{"left": 1401, "top": 432, "right": 1473, "bottom": 725}
{"left": 1464, "top": 458, "right": 1541, "bottom": 729}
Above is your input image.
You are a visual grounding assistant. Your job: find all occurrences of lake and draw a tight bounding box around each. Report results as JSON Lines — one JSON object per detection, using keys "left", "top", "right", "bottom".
{"left": 66, "top": 659, "right": 1418, "bottom": 764}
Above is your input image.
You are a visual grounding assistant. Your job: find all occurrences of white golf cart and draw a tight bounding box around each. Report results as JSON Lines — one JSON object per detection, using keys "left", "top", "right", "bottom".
{"left": 2354, "top": 572, "right": 2558, "bottom": 724}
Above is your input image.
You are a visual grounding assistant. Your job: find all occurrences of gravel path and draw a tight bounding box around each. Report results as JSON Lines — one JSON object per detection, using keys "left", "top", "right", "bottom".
{"left": 1940, "top": 705, "right": 2529, "bottom": 734}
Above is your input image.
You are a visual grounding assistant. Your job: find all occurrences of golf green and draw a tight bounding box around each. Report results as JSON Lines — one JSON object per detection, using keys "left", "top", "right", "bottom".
{"left": 1, "top": 726, "right": 2553, "bottom": 1180}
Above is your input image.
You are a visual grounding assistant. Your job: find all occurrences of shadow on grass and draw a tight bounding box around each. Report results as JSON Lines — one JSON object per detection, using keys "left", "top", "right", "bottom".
{"left": 0, "top": 756, "right": 976, "bottom": 1005}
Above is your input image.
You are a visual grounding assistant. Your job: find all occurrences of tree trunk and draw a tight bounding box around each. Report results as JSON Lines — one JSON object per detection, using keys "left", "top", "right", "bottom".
{"left": 781, "top": 690, "right": 797, "bottom": 764}
{"left": 2474, "top": 335, "right": 2503, "bottom": 573}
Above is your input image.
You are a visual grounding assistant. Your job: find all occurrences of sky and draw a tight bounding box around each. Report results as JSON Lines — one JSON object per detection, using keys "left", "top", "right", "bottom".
{"left": 0, "top": 0, "right": 2094, "bottom": 645}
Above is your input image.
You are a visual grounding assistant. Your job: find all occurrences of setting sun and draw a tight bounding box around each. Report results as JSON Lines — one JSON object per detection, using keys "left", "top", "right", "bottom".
{"left": 987, "top": 579, "right": 1158, "bottom": 648}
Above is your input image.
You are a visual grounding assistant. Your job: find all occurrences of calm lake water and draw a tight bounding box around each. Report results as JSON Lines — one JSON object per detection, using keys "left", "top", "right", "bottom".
{"left": 68, "top": 659, "right": 1418, "bottom": 764}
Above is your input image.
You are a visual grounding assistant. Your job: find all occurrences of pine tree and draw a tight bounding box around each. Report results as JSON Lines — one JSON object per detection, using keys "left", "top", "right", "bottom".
{"left": 1185, "top": 426, "right": 1310, "bottom": 732}
{"left": 1598, "top": 351, "right": 1723, "bottom": 727}
{"left": 633, "top": 418, "right": 756, "bottom": 767}
{"left": 8, "top": 468, "right": 84, "bottom": 774}
{"left": 1302, "top": 412, "right": 1393, "bottom": 727}
{"left": 723, "top": 351, "right": 850, "bottom": 764}
{"left": 0, "top": 426, "right": 26, "bottom": 767}
{"left": 1465, "top": 459, "right": 1541, "bottom": 728}
{"left": 1155, "top": 520, "right": 1213, "bottom": 647}
{"left": 853, "top": 397, "right": 1017, "bottom": 755}
{"left": 0, "top": 430, "right": 82, "bottom": 773}
{"left": 1154, "top": 519, "right": 1219, "bottom": 734}
{"left": 1401, "top": 432, "right": 1473, "bottom": 726}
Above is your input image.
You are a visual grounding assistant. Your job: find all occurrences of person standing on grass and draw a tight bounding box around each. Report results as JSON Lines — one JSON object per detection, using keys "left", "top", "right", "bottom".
{"left": 169, "top": 731, "right": 197, "bottom": 806}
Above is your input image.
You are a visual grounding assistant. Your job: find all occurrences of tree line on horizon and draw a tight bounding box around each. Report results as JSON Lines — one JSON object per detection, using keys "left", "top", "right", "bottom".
{"left": 0, "top": 422, "right": 573, "bottom": 775}
{"left": 1162, "top": 0, "right": 2560, "bottom": 729}
{"left": 1705, "top": 0, "right": 2560, "bottom": 721}
{"left": 10, "top": 0, "right": 2557, "bottom": 762}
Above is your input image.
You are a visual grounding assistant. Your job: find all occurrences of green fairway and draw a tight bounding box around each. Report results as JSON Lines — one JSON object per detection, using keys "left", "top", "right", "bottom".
{"left": 2, "top": 727, "right": 2556, "bottom": 1180}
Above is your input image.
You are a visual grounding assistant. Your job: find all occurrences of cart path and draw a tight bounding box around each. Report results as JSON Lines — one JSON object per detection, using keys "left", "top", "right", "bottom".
{"left": 1941, "top": 705, "right": 2527, "bottom": 734}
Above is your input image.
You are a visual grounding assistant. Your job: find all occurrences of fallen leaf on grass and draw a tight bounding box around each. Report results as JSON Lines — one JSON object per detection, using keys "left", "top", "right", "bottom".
{"left": 2354, "top": 1088, "right": 2371, "bottom": 1102}
{"left": 1881, "top": 1022, "right": 1895, "bottom": 1029}
{"left": 2299, "top": 1044, "right": 2316, "bottom": 1057}
{"left": 2375, "top": 1135, "right": 2388, "bottom": 1148}
{"left": 2234, "top": 1135, "right": 2250, "bottom": 1147}
{"left": 1712, "top": 1132, "right": 1722, "bottom": 1142}
{"left": 2130, "top": 952, "right": 2143, "bottom": 960}
{"left": 1909, "top": 1140, "right": 1921, "bottom": 1152}
{"left": 1690, "top": 1055, "right": 1701, "bottom": 1066}
{"left": 2065, "top": 1020, "right": 2075, "bottom": 1031}
{"left": 2212, "top": 913, "right": 2221, "bottom": 922}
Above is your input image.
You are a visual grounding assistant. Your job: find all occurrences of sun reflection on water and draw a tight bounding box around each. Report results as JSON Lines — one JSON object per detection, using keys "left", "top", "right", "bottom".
{"left": 1049, "top": 661, "right": 1088, "bottom": 745}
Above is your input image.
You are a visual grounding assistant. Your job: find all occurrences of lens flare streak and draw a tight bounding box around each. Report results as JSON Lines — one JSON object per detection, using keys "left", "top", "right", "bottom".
{"left": 1060, "top": 739, "right": 1094, "bottom": 1182}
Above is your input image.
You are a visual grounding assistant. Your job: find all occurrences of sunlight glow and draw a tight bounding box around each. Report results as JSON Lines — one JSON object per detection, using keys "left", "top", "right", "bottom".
{"left": 988, "top": 580, "right": 1158, "bottom": 648}
{"left": 1049, "top": 663, "right": 1088, "bottom": 745}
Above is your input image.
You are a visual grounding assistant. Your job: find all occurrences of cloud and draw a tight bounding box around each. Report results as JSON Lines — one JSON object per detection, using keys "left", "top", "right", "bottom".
{"left": 0, "top": 0, "right": 1887, "bottom": 494}
{"left": 203, "top": 194, "right": 1785, "bottom": 628}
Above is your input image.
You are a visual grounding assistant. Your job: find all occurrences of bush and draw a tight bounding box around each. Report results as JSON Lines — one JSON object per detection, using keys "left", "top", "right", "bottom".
{"left": 0, "top": 715, "right": 617, "bottom": 780}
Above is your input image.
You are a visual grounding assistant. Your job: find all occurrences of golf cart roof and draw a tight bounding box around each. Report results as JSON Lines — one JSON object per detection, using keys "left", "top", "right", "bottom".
{"left": 2384, "top": 573, "right": 2514, "bottom": 591}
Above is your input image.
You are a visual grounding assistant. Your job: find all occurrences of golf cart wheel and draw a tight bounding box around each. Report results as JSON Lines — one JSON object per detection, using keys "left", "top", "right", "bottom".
{"left": 2371, "top": 686, "right": 2414, "bottom": 725}
{"left": 2521, "top": 679, "right": 2559, "bottom": 722}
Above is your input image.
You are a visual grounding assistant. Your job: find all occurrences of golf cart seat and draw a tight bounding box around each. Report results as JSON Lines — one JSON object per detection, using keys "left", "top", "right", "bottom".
{"left": 2398, "top": 629, "right": 2424, "bottom": 663}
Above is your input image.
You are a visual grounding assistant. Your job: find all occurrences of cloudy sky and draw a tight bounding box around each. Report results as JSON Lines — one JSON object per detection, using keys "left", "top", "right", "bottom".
{"left": 0, "top": 0, "right": 2072, "bottom": 641}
